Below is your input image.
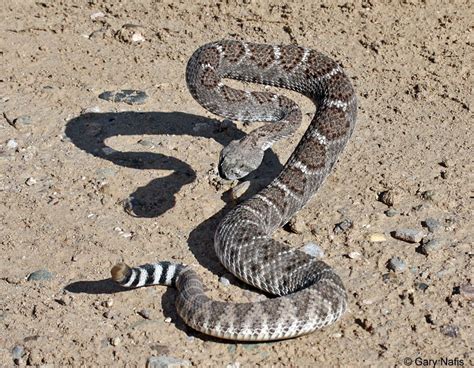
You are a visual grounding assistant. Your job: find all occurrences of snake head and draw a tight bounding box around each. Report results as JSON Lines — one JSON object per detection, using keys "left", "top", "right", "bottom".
{"left": 218, "top": 139, "right": 264, "bottom": 180}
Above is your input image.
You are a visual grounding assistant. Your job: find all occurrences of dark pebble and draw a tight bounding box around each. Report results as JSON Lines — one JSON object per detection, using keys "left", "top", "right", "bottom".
{"left": 99, "top": 90, "right": 148, "bottom": 105}
{"left": 333, "top": 219, "right": 353, "bottom": 234}
{"left": 440, "top": 325, "right": 460, "bottom": 338}
{"left": 392, "top": 229, "right": 424, "bottom": 243}
{"left": 420, "top": 239, "right": 442, "bottom": 255}
{"left": 27, "top": 269, "right": 53, "bottom": 281}
{"left": 422, "top": 218, "right": 440, "bottom": 232}
{"left": 387, "top": 257, "right": 406, "bottom": 272}
{"left": 384, "top": 209, "right": 398, "bottom": 217}
{"left": 417, "top": 282, "right": 429, "bottom": 291}
{"left": 421, "top": 190, "right": 435, "bottom": 200}
{"left": 138, "top": 309, "right": 151, "bottom": 319}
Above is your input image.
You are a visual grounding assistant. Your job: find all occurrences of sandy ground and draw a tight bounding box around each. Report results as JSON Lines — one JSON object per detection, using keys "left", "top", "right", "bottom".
{"left": 1, "top": 0, "right": 472, "bottom": 367}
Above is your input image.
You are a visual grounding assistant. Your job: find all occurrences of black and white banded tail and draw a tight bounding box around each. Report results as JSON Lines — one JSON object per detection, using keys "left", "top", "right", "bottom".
{"left": 111, "top": 262, "right": 186, "bottom": 288}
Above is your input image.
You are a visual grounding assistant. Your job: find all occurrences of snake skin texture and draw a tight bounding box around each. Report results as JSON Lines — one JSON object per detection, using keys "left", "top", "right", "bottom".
{"left": 111, "top": 40, "right": 357, "bottom": 341}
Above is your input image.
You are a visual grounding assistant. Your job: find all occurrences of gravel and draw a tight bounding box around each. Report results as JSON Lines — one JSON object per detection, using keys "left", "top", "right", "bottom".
{"left": 301, "top": 242, "right": 324, "bottom": 258}
{"left": 219, "top": 275, "right": 231, "bottom": 286}
{"left": 420, "top": 239, "right": 442, "bottom": 255}
{"left": 392, "top": 229, "right": 424, "bottom": 243}
{"left": 12, "top": 345, "right": 24, "bottom": 364}
{"left": 440, "top": 325, "right": 460, "bottom": 338}
{"left": 333, "top": 219, "right": 353, "bottom": 234}
{"left": 384, "top": 209, "right": 398, "bottom": 217}
{"left": 99, "top": 90, "right": 149, "bottom": 105}
{"left": 422, "top": 218, "right": 440, "bottom": 232}
{"left": 6, "top": 139, "right": 18, "bottom": 149}
{"left": 368, "top": 233, "right": 387, "bottom": 242}
{"left": 147, "top": 355, "right": 191, "bottom": 368}
{"left": 14, "top": 115, "right": 33, "bottom": 127}
{"left": 25, "top": 177, "right": 37, "bottom": 186}
{"left": 138, "top": 309, "right": 151, "bottom": 319}
{"left": 110, "top": 336, "right": 121, "bottom": 346}
{"left": 378, "top": 190, "right": 397, "bottom": 206}
{"left": 27, "top": 269, "right": 53, "bottom": 281}
{"left": 387, "top": 257, "right": 406, "bottom": 272}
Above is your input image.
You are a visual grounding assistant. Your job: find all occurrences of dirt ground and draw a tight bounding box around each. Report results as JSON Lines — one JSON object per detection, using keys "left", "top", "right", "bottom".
{"left": 1, "top": 0, "right": 472, "bottom": 367}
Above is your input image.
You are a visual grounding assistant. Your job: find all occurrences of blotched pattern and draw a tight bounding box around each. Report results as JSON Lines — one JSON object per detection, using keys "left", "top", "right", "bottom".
{"left": 111, "top": 40, "right": 357, "bottom": 341}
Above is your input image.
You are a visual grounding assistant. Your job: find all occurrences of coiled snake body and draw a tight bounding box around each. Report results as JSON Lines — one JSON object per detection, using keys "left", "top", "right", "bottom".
{"left": 111, "top": 40, "right": 357, "bottom": 341}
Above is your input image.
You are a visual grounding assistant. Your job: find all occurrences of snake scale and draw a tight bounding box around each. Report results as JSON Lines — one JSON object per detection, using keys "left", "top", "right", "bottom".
{"left": 111, "top": 40, "right": 357, "bottom": 341}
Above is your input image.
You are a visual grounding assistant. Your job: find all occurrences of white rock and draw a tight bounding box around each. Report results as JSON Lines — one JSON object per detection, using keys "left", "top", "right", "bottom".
{"left": 348, "top": 251, "right": 362, "bottom": 260}
{"left": 90, "top": 11, "right": 105, "bottom": 20}
{"left": 6, "top": 139, "right": 18, "bottom": 149}
{"left": 25, "top": 177, "right": 37, "bottom": 186}
{"left": 301, "top": 242, "right": 324, "bottom": 258}
{"left": 131, "top": 32, "right": 146, "bottom": 43}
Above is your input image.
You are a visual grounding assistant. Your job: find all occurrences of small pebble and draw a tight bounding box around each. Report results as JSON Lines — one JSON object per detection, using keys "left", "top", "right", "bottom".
{"left": 384, "top": 209, "right": 398, "bottom": 217}
{"left": 421, "top": 190, "right": 435, "bottom": 200}
{"left": 138, "top": 139, "right": 155, "bottom": 147}
{"left": 90, "top": 11, "right": 105, "bottom": 20}
{"left": 440, "top": 157, "right": 452, "bottom": 168}
{"left": 104, "top": 299, "right": 114, "bottom": 308}
{"left": 417, "top": 282, "right": 429, "bottom": 291}
{"left": 459, "top": 284, "right": 474, "bottom": 301}
{"left": 14, "top": 115, "right": 33, "bottom": 126}
{"left": 422, "top": 218, "right": 440, "bottom": 232}
{"left": 226, "top": 363, "right": 241, "bottom": 368}
{"left": 164, "top": 317, "right": 172, "bottom": 323}
{"left": 110, "top": 336, "right": 121, "bottom": 346}
{"left": 333, "top": 219, "right": 353, "bottom": 234}
{"left": 420, "top": 239, "right": 442, "bottom": 255}
{"left": 219, "top": 275, "right": 231, "bottom": 287}
{"left": 392, "top": 229, "right": 424, "bottom": 243}
{"left": 12, "top": 345, "right": 24, "bottom": 363}
{"left": 348, "top": 251, "right": 362, "bottom": 260}
{"left": 387, "top": 257, "right": 406, "bottom": 272}
{"left": 147, "top": 355, "right": 191, "bottom": 368}
{"left": 368, "top": 233, "right": 387, "bottom": 242}
{"left": 99, "top": 90, "right": 148, "bottom": 105}
{"left": 27, "top": 269, "right": 53, "bottom": 281}
{"left": 440, "top": 170, "right": 449, "bottom": 179}
{"left": 138, "top": 309, "right": 151, "bottom": 319}
{"left": 6, "top": 139, "right": 18, "bottom": 149}
{"left": 81, "top": 106, "right": 101, "bottom": 114}
{"left": 440, "top": 325, "right": 459, "bottom": 338}
{"left": 131, "top": 32, "right": 146, "bottom": 43}
{"left": 301, "top": 242, "right": 324, "bottom": 258}
{"left": 25, "top": 177, "right": 37, "bottom": 186}
{"left": 103, "top": 311, "right": 113, "bottom": 319}
{"left": 379, "top": 190, "right": 397, "bottom": 206}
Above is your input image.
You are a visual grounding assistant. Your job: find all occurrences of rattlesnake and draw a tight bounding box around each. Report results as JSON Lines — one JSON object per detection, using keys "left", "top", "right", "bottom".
{"left": 111, "top": 40, "right": 357, "bottom": 341}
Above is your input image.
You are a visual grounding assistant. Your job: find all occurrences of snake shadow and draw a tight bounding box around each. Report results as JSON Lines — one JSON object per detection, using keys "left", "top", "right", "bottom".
{"left": 64, "top": 110, "right": 283, "bottom": 340}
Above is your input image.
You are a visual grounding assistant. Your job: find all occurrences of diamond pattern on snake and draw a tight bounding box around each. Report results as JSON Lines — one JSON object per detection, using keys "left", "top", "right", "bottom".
{"left": 111, "top": 40, "right": 357, "bottom": 341}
